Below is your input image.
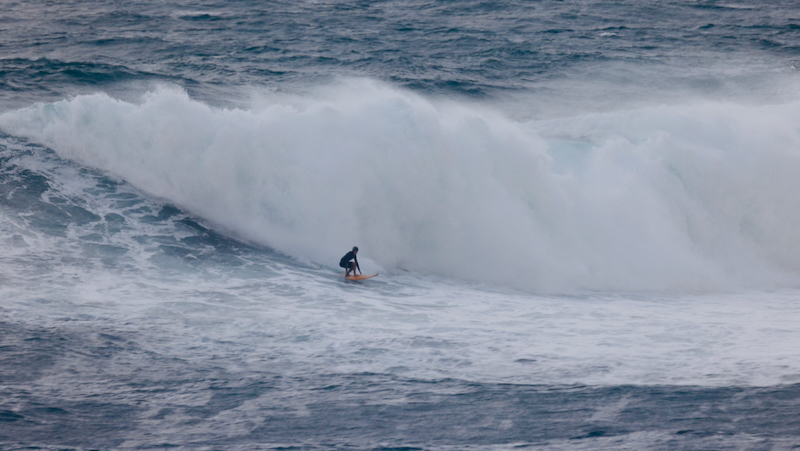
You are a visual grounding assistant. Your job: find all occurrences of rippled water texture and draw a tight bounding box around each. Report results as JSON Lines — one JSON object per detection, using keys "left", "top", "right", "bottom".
{"left": 2, "top": 0, "right": 799, "bottom": 109}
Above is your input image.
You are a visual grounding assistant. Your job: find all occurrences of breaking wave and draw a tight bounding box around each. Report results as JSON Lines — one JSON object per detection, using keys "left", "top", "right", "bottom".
{"left": 2, "top": 79, "right": 800, "bottom": 293}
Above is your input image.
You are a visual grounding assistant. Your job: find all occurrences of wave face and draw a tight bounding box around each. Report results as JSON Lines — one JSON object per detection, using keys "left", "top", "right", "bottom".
{"left": 3, "top": 81, "right": 800, "bottom": 293}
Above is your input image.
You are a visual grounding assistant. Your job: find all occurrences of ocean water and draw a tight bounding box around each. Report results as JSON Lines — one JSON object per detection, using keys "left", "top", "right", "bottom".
{"left": 2, "top": 0, "right": 800, "bottom": 449}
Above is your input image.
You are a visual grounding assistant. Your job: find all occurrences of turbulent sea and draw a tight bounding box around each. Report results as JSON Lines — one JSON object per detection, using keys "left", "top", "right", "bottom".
{"left": 3, "top": 1, "right": 800, "bottom": 449}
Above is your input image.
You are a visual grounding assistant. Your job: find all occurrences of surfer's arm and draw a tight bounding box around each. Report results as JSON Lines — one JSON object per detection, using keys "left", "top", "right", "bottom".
{"left": 356, "top": 257, "right": 361, "bottom": 274}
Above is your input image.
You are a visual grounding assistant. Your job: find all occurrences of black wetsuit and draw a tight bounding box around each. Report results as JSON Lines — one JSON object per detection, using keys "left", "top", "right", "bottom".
{"left": 339, "top": 251, "right": 360, "bottom": 272}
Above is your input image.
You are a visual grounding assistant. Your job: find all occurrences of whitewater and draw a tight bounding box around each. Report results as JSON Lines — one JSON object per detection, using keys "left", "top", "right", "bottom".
{"left": 2, "top": 0, "right": 800, "bottom": 449}
{"left": 5, "top": 81, "right": 800, "bottom": 292}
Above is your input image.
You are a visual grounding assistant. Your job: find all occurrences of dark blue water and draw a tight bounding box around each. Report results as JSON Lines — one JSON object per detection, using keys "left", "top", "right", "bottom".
{"left": 3, "top": 1, "right": 800, "bottom": 449}
{"left": 3, "top": 0, "right": 798, "bottom": 108}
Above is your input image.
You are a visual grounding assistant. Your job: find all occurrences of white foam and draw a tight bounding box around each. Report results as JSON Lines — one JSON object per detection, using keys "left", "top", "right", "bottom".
{"left": 1, "top": 141, "right": 799, "bottom": 388}
{"left": 2, "top": 80, "right": 800, "bottom": 293}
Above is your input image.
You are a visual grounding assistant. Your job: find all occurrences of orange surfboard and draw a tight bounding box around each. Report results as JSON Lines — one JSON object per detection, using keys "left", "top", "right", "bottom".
{"left": 344, "top": 273, "right": 379, "bottom": 281}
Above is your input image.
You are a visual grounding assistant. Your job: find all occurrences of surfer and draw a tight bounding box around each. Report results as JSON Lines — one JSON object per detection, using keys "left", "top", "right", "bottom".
{"left": 340, "top": 246, "right": 361, "bottom": 277}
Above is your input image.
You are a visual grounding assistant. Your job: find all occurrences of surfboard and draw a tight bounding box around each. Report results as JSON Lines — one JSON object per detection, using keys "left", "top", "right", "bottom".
{"left": 344, "top": 273, "right": 378, "bottom": 281}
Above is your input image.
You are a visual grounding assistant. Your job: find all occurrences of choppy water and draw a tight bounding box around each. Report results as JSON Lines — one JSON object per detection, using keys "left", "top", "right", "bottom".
{"left": 2, "top": 1, "right": 800, "bottom": 449}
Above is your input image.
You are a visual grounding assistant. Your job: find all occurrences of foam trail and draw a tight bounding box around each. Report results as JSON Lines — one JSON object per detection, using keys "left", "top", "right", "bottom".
{"left": 2, "top": 80, "right": 800, "bottom": 292}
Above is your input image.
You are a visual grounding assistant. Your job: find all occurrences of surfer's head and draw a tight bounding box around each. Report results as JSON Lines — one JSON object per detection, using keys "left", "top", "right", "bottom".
{"left": 353, "top": 246, "right": 359, "bottom": 252}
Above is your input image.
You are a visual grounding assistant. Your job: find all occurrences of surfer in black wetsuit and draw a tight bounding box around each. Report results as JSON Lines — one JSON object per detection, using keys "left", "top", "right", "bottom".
{"left": 340, "top": 246, "right": 361, "bottom": 277}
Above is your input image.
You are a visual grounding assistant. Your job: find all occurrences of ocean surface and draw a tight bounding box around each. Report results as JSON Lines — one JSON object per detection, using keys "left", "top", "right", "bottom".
{"left": 2, "top": 0, "right": 800, "bottom": 449}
